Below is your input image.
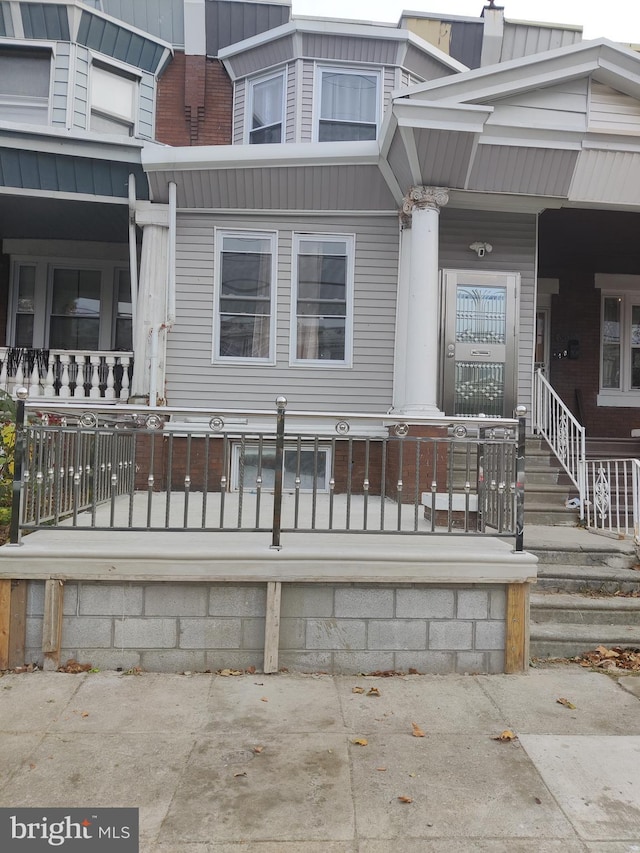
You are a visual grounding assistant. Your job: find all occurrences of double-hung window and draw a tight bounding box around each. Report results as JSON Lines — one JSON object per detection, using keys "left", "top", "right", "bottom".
{"left": 89, "top": 61, "right": 137, "bottom": 136}
{"left": 317, "top": 67, "right": 379, "bottom": 142}
{"left": 291, "top": 234, "right": 354, "bottom": 365}
{"left": 248, "top": 72, "right": 284, "bottom": 144}
{"left": 0, "top": 46, "right": 51, "bottom": 125}
{"left": 214, "top": 231, "right": 276, "bottom": 361}
{"left": 598, "top": 277, "right": 640, "bottom": 404}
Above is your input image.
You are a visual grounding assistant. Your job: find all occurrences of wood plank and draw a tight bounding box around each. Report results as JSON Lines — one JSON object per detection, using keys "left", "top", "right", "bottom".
{"left": 42, "top": 579, "right": 64, "bottom": 672}
{"left": 263, "top": 581, "right": 282, "bottom": 675}
{"left": 0, "top": 579, "right": 10, "bottom": 670}
{"left": 8, "top": 580, "right": 27, "bottom": 669}
{"left": 505, "top": 582, "right": 530, "bottom": 674}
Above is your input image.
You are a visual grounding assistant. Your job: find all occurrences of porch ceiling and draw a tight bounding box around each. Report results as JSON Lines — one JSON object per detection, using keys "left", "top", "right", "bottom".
{"left": 0, "top": 194, "right": 130, "bottom": 243}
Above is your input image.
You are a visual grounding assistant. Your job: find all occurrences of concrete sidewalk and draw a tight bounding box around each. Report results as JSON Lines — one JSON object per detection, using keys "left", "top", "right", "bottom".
{"left": 1, "top": 665, "right": 639, "bottom": 852}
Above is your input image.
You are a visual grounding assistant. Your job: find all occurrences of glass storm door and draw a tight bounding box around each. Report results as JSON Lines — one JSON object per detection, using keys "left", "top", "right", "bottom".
{"left": 442, "top": 270, "right": 518, "bottom": 417}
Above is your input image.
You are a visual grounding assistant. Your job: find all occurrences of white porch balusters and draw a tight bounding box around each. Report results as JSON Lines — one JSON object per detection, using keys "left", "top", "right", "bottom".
{"left": 73, "top": 356, "right": 86, "bottom": 398}
{"left": 105, "top": 356, "right": 116, "bottom": 399}
{"left": 44, "top": 355, "right": 56, "bottom": 397}
{"left": 58, "top": 354, "right": 71, "bottom": 397}
{"left": 393, "top": 186, "right": 449, "bottom": 416}
{"left": 29, "top": 363, "right": 41, "bottom": 397}
{"left": 119, "top": 356, "right": 130, "bottom": 401}
{"left": 89, "top": 356, "right": 101, "bottom": 398}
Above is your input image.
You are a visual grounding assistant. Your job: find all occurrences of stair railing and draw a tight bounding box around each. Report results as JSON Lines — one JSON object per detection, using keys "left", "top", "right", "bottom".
{"left": 532, "top": 368, "right": 586, "bottom": 519}
{"left": 584, "top": 457, "right": 640, "bottom": 542}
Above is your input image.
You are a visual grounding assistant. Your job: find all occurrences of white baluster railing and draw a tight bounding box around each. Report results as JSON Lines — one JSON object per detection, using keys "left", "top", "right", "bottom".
{"left": 585, "top": 458, "right": 640, "bottom": 544}
{"left": 532, "top": 368, "right": 586, "bottom": 518}
{"left": 0, "top": 348, "right": 133, "bottom": 401}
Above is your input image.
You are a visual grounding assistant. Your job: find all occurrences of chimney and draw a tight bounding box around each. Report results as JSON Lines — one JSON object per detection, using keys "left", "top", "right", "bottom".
{"left": 480, "top": 1, "right": 504, "bottom": 67}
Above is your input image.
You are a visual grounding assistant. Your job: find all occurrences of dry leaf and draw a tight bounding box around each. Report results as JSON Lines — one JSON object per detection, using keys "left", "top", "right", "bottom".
{"left": 219, "top": 669, "right": 243, "bottom": 677}
{"left": 595, "top": 645, "right": 620, "bottom": 658}
{"left": 376, "top": 767, "right": 387, "bottom": 772}
{"left": 252, "top": 746, "right": 264, "bottom": 754}
{"left": 493, "top": 729, "right": 517, "bottom": 741}
{"left": 29, "top": 763, "right": 36, "bottom": 770}
{"left": 352, "top": 686, "right": 365, "bottom": 694}
{"left": 246, "top": 666, "right": 256, "bottom": 674}
{"left": 398, "top": 796, "right": 413, "bottom": 804}
{"left": 352, "top": 738, "right": 368, "bottom": 746}
{"left": 411, "top": 722, "right": 425, "bottom": 738}
{"left": 81, "top": 711, "right": 89, "bottom": 718}
{"left": 260, "top": 696, "right": 269, "bottom": 703}
{"left": 367, "top": 687, "right": 381, "bottom": 697}
{"left": 234, "top": 771, "right": 247, "bottom": 778}
{"left": 556, "top": 698, "right": 577, "bottom": 710}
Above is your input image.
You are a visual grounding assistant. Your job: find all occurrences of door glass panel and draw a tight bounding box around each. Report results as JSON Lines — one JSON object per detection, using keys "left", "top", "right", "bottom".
{"left": 456, "top": 285, "right": 506, "bottom": 345}
{"left": 454, "top": 362, "right": 505, "bottom": 417}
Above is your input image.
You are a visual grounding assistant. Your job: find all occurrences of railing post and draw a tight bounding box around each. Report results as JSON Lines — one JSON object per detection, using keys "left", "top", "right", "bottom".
{"left": 271, "top": 395, "right": 287, "bottom": 549}
{"left": 9, "top": 386, "right": 28, "bottom": 546}
{"left": 514, "top": 404, "right": 526, "bottom": 552}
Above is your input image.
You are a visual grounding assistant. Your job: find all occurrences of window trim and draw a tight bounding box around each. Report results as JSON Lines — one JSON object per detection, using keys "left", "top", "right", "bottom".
{"left": 597, "top": 276, "right": 640, "bottom": 405}
{"left": 213, "top": 228, "right": 278, "bottom": 365}
{"left": 289, "top": 232, "right": 355, "bottom": 368}
{"left": 313, "top": 64, "right": 381, "bottom": 143}
{"left": 245, "top": 68, "right": 285, "bottom": 145}
{"left": 88, "top": 55, "right": 140, "bottom": 137}
{"left": 8, "top": 255, "right": 131, "bottom": 352}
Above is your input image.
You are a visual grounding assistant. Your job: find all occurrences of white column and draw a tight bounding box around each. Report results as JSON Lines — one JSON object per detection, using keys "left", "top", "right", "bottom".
{"left": 131, "top": 204, "right": 170, "bottom": 403}
{"left": 393, "top": 186, "right": 449, "bottom": 416}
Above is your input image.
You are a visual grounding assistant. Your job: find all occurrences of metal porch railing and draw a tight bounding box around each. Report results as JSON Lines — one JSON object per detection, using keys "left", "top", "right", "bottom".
{"left": 9, "top": 394, "right": 526, "bottom": 551}
{"left": 532, "top": 368, "right": 586, "bottom": 518}
{"left": 584, "top": 458, "right": 640, "bottom": 543}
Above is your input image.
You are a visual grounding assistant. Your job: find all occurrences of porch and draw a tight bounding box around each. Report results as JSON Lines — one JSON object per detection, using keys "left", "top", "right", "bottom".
{"left": 0, "top": 397, "right": 534, "bottom": 676}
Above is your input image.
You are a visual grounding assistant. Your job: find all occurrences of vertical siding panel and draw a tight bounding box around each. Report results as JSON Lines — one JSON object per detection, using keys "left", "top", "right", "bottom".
{"left": 72, "top": 45, "right": 90, "bottom": 129}
{"left": 233, "top": 78, "right": 246, "bottom": 143}
{"left": 286, "top": 61, "right": 296, "bottom": 142}
{"left": 300, "top": 60, "right": 314, "bottom": 142}
{"left": 138, "top": 71, "right": 154, "bottom": 138}
{"left": 51, "top": 42, "right": 70, "bottom": 126}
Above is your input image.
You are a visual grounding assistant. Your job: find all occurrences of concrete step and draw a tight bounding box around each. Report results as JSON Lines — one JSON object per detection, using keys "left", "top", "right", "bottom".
{"left": 527, "top": 542, "right": 638, "bottom": 569}
{"left": 524, "top": 506, "right": 580, "bottom": 526}
{"left": 536, "top": 563, "right": 640, "bottom": 593}
{"left": 531, "top": 591, "right": 640, "bottom": 624}
{"left": 530, "top": 621, "right": 640, "bottom": 659}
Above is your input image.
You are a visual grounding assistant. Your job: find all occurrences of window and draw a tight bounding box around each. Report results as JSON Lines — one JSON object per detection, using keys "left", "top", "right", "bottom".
{"left": 291, "top": 234, "right": 354, "bottom": 365}
{"left": 9, "top": 258, "right": 132, "bottom": 352}
{"left": 231, "top": 442, "right": 330, "bottom": 492}
{"left": 0, "top": 47, "right": 51, "bottom": 124}
{"left": 248, "top": 72, "right": 284, "bottom": 144}
{"left": 317, "top": 68, "right": 379, "bottom": 142}
{"left": 598, "top": 287, "right": 640, "bottom": 403}
{"left": 89, "top": 63, "right": 137, "bottom": 136}
{"left": 214, "top": 232, "right": 276, "bottom": 361}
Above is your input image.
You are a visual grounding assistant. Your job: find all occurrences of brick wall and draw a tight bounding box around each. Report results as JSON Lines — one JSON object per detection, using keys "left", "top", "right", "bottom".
{"left": 156, "top": 52, "right": 233, "bottom": 146}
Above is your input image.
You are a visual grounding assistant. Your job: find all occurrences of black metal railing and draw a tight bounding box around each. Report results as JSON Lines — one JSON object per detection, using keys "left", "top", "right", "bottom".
{"left": 10, "top": 396, "right": 526, "bottom": 550}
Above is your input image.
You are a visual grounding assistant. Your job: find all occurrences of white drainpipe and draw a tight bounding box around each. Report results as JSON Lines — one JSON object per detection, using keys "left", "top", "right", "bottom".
{"left": 148, "top": 326, "right": 159, "bottom": 407}
{"left": 127, "top": 174, "right": 139, "bottom": 350}
{"left": 167, "top": 181, "right": 177, "bottom": 329}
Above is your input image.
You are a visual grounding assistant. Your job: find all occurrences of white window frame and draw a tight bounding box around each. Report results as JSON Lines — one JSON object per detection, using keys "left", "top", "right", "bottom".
{"left": 290, "top": 233, "right": 355, "bottom": 368}
{"left": 8, "top": 256, "right": 131, "bottom": 352}
{"left": 213, "top": 229, "right": 277, "bottom": 364}
{"left": 230, "top": 441, "right": 331, "bottom": 493}
{"left": 314, "top": 65, "right": 381, "bottom": 143}
{"left": 0, "top": 43, "right": 54, "bottom": 126}
{"left": 245, "top": 69, "right": 285, "bottom": 144}
{"left": 88, "top": 55, "right": 140, "bottom": 137}
{"left": 597, "top": 275, "right": 640, "bottom": 406}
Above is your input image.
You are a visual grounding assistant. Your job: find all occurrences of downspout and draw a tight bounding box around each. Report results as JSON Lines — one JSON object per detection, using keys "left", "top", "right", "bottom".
{"left": 166, "top": 181, "right": 177, "bottom": 329}
{"left": 127, "top": 174, "right": 138, "bottom": 351}
{"left": 148, "top": 327, "right": 159, "bottom": 407}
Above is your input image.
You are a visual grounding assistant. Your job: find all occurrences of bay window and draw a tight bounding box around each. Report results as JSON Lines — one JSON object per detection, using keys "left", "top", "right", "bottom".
{"left": 317, "top": 67, "right": 379, "bottom": 142}
{"left": 291, "top": 234, "right": 354, "bottom": 365}
{"left": 214, "top": 231, "right": 276, "bottom": 361}
{"left": 248, "top": 72, "right": 284, "bottom": 144}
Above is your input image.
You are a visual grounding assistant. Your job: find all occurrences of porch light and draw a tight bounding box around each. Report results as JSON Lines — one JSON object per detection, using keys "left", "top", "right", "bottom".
{"left": 469, "top": 242, "right": 493, "bottom": 258}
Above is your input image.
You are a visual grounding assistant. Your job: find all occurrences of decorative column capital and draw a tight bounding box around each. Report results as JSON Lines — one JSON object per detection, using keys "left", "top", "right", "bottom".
{"left": 402, "top": 186, "right": 449, "bottom": 217}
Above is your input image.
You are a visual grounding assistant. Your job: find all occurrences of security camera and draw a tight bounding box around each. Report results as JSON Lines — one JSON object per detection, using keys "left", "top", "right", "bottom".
{"left": 470, "top": 241, "right": 492, "bottom": 258}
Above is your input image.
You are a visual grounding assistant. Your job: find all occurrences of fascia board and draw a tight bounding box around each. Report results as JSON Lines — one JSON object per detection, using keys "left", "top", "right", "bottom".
{"left": 393, "top": 101, "right": 492, "bottom": 133}
{"left": 0, "top": 126, "right": 144, "bottom": 162}
{"left": 378, "top": 111, "right": 397, "bottom": 158}
{"left": 583, "top": 135, "right": 640, "bottom": 153}
{"left": 447, "top": 188, "right": 560, "bottom": 213}
{"left": 477, "top": 129, "right": 583, "bottom": 150}
{"left": 0, "top": 186, "right": 129, "bottom": 204}
{"left": 141, "top": 141, "right": 381, "bottom": 172}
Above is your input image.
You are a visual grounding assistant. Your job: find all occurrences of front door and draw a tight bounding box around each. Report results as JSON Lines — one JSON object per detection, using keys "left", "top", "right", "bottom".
{"left": 441, "top": 269, "right": 519, "bottom": 417}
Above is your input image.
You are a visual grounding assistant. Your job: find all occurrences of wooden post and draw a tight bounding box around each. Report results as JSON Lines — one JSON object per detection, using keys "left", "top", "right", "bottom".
{"left": 0, "top": 579, "right": 11, "bottom": 670}
{"left": 42, "top": 579, "right": 64, "bottom": 672}
{"left": 9, "top": 580, "right": 27, "bottom": 669}
{"left": 504, "top": 582, "right": 529, "bottom": 673}
{"left": 263, "top": 581, "right": 282, "bottom": 674}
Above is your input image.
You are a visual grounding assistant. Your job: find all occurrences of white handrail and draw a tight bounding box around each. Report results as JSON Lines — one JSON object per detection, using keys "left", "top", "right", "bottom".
{"left": 532, "top": 368, "right": 586, "bottom": 517}
{"left": 585, "top": 458, "right": 640, "bottom": 544}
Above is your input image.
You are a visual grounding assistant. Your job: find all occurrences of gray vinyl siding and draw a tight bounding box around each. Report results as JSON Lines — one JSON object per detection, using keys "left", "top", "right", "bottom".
{"left": 302, "top": 33, "right": 398, "bottom": 65}
{"left": 51, "top": 42, "right": 70, "bottom": 127}
{"left": 72, "top": 46, "right": 90, "bottom": 130}
{"left": 468, "top": 145, "right": 578, "bottom": 197}
{"left": 589, "top": 82, "right": 640, "bottom": 134}
{"left": 501, "top": 22, "right": 581, "bottom": 62}
{"left": 138, "top": 71, "right": 155, "bottom": 139}
{"left": 448, "top": 20, "right": 482, "bottom": 69}
{"left": 101, "top": 0, "right": 184, "bottom": 48}
{"left": 206, "top": 0, "right": 290, "bottom": 57}
{"left": 224, "top": 34, "right": 294, "bottom": 78}
{"left": 403, "top": 43, "right": 458, "bottom": 82}
{"left": 166, "top": 213, "right": 399, "bottom": 411}
{"left": 286, "top": 61, "right": 296, "bottom": 142}
{"left": 439, "top": 208, "right": 537, "bottom": 417}
{"left": 233, "top": 79, "right": 246, "bottom": 143}
{"left": 488, "top": 79, "right": 588, "bottom": 132}
{"left": 21, "top": 2, "right": 70, "bottom": 40}
{"left": 300, "top": 60, "right": 314, "bottom": 141}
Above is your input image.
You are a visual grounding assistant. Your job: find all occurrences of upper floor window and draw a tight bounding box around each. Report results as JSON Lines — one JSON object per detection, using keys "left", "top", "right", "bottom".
{"left": 291, "top": 234, "right": 354, "bottom": 365}
{"left": 0, "top": 47, "right": 51, "bottom": 125}
{"left": 317, "top": 67, "right": 379, "bottom": 142}
{"left": 89, "top": 62, "right": 137, "bottom": 136}
{"left": 10, "top": 258, "right": 132, "bottom": 352}
{"left": 248, "top": 72, "right": 284, "bottom": 144}
{"left": 214, "top": 231, "right": 276, "bottom": 362}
